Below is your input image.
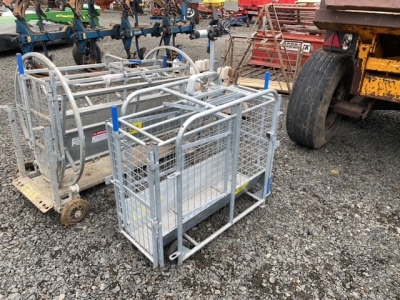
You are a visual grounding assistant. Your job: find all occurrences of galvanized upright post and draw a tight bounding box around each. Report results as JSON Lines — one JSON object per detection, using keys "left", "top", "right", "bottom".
{"left": 175, "top": 130, "right": 185, "bottom": 265}
{"left": 5, "top": 106, "right": 26, "bottom": 177}
{"left": 43, "top": 125, "right": 62, "bottom": 211}
{"left": 110, "top": 106, "right": 127, "bottom": 231}
{"left": 145, "top": 142, "right": 161, "bottom": 267}
{"left": 209, "top": 41, "right": 215, "bottom": 72}
{"left": 48, "top": 71, "right": 66, "bottom": 185}
{"left": 17, "top": 57, "right": 37, "bottom": 158}
{"left": 223, "top": 119, "right": 233, "bottom": 196}
{"left": 263, "top": 94, "right": 281, "bottom": 202}
{"left": 57, "top": 95, "right": 68, "bottom": 184}
{"left": 148, "top": 142, "right": 165, "bottom": 267}
{"left": 14, "top": 59, "right": 29, "bottom": 139}
{"left": 228, "top": 103, "right": 242, "bottom": 223}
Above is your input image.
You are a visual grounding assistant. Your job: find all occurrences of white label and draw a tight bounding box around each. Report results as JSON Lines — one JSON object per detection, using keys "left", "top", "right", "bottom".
{"left": 248, "top": 11, "right": 258, "bottom": 15}
{"left": 72, "top": 137, "right": 80, "bottom": 147}
{"left": 92, "top": 129, "right": 108, "bottom": 143}
{"left": 282, "top": 41, "right": 312, "bottom": 53}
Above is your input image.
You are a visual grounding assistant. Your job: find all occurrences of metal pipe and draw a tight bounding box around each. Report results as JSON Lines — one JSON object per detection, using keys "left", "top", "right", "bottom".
{"left": 121, "top": 72, "right": 223, "bottom": 115}
{"left": 182, "top": 198, "right": 266, "bottom": 262}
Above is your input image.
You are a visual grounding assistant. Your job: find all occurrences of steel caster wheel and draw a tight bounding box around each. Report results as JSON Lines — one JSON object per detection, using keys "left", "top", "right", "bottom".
{"left": 60, "top": 198, "right": 90, "bottom": 226}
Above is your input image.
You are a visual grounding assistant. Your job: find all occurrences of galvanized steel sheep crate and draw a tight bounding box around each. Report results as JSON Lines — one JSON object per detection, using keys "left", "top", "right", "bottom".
{"left": 107, "top": 73, "right": 281, "bottom": 266}
{"left": 8, "top": 48, "right": 198, "bottom": 225}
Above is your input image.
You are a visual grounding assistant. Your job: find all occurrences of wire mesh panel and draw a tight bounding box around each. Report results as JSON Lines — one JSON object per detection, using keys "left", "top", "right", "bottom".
{"left": 237, "top": 97, "right": 274, "bottom": 181}
{"left": 18, "top": 71, "right": 61, "bottom": 181}
{"left": 109, "top": 105, "right": 196, "bottom": 262}
{"left": 108, "top": 76, "right": 281, "bottom": 267}
{"left": 176, "top": 113, "right": 235, "bottom": 222}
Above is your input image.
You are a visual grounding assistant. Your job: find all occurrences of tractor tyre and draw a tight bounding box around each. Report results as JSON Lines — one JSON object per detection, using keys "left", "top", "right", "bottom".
{"left": 190, "top": 5, "right": 200, "bottom": 24}
{"left": 56, "top": 0, "right": 66, "bottom": 10}
{"left": 286, "top": 49, "right": 354, "bottom": 149}
{"left": 183, "top": 3, "right": 200, "bottom": 24}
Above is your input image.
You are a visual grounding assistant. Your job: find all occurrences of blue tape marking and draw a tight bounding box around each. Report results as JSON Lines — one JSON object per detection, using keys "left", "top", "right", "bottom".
{"left": 264, "top": 71, "right": 270, "bottom": 90}
{"left": 162, "top": 55, "right": 168, "bottom": 68}
{"left": 178, "top": 46, "right": 183, "bottom": 61}
{"left": 16, "top": 53, "right": 24, "bottom": 75}
{"left": 128, "top": 59, "right": 142, "bottom": 65}
{"left": 266, "top": 178, "right": 272, "bottom": 194}
{"left": 111, "top": 105, "right": 119, "bottom": 132}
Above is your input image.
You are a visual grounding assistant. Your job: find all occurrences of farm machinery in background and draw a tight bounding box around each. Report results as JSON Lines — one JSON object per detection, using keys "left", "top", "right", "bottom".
{"left": 2, "top": 0, "right": 195, "bottom": 63}
{"left": 149, "top": 0, "right": 248, "bottom": 27}
{"left": 54, "top": 0, "right": 114, "bottom": 12}
{"left": 287, "top": 0, "right": 400, "bottom": 149}
{"left": 1, "top": 3, "right": 102, "bottom": 25}
{"left": 150, "top": 0, "right": 200, "bottom": 24}
{"left": 197, "top": 6, "right": 249, "bottom": 27}
{"left": 0, "top": 2, "right": 102, "bottom": 51}
{"left": 237, "top": 0, "right": 319, "bottom": 21}
{"left": 238, "top": 0, "right": 296, "bottom": 22}
{"left": 224, "top": 2, "right": 324, "bottom": 93}
{"left": 51, "top": 0, "right": 142, "bottom": 13}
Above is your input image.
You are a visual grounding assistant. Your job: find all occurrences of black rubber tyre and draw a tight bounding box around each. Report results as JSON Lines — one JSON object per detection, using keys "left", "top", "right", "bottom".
{"left": 72, "top": 42, "right": 102, "bottom": 65}
{"left": 72, "top": 43, "right": 85, "bottom": 65}
{"left": 180, "top": 3, "right": 199, "bottom": 24}
{"left": 60, "top": 198, "right": 90, "bottom": 226}
{"left": 286, "top": 49, "right": 354, "bottom": 149}
{"left": 189, "top": 6, "right": 200, "bottom": 25}
{"left": 56, "top": 0, "right": 66, "bottom": 10}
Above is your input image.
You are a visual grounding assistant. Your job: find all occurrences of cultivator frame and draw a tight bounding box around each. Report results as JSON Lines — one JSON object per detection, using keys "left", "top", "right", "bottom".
{"left": 3, "top": 0, "right": 196, "bottom": 63}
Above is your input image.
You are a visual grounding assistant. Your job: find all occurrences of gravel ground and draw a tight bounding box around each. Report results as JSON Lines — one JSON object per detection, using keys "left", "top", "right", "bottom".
{"left": 0, "top": 4, "right": 400, "bottom": 300}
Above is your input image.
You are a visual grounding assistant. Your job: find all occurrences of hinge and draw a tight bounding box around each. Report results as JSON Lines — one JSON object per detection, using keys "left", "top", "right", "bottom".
{"left": 151, "top": 219, "right": 161, "bottom": 229}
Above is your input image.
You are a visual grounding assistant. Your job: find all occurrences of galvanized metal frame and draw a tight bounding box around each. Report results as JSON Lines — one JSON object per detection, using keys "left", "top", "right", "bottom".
{"left": 10, "top": 49, "right": 197, "bottom": 214}
{"left": 107, "top": 74, "right": 281, "bottom": 266}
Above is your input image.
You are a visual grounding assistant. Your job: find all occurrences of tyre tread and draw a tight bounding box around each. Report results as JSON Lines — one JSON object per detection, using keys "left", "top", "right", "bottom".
{"left": 286, "top": 50, "right": 352, "bottom": 148}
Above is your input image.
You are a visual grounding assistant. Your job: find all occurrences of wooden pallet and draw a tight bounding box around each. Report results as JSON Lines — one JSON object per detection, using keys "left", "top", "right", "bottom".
{"left": 237, "top": 77, "right": 292, "bottom": 94}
